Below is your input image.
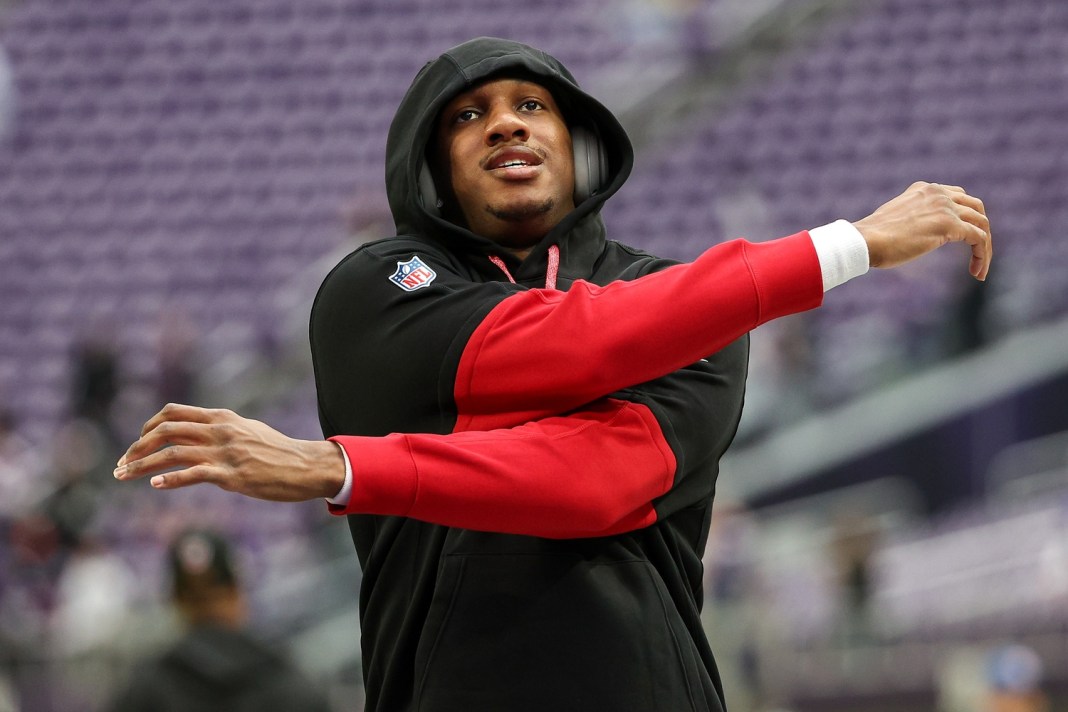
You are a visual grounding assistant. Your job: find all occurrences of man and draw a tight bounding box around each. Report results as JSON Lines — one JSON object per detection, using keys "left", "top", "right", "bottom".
{"left": 106, "top": 529, "right": 330, "bottom": 712}
{"left": 115, "top": 37, "right": 991, "bottom": 711}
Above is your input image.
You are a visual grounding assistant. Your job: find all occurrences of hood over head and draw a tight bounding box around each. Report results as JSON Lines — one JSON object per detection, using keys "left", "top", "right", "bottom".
{"left": 385, "top": 37, "right": 633, "bottom": 271}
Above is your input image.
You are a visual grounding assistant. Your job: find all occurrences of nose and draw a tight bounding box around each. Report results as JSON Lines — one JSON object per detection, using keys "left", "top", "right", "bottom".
{"left": 484, "top": 106, "right": 528, "bottom": 146}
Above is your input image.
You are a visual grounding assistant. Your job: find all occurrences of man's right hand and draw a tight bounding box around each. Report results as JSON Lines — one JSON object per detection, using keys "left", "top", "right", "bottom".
{"left": 114, "top": 403, "right": 347, "bottom": 502}
{"left": 853, "top": 181, "right": 992, "bottom": 280}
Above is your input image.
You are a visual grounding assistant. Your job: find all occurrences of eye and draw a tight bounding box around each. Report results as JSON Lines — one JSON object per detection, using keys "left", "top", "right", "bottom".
{"left": 519, "top": 99, "right": 544, "bottom": 112}
{"left": 454, "top": 108, "right": 480, "bottom": 124}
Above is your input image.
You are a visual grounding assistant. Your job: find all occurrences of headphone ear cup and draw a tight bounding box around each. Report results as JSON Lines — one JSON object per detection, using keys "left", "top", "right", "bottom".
{"left": 419, "top": 161, "right": 441, "bottom": 217}
{"left": 571, "top": 124, "right": 608, "bottom": 205}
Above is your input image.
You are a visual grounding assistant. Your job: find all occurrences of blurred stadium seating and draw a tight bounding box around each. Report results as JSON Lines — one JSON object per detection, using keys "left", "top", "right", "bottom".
{"left": 1, "top": 0, "right": 1066, "bottom": 710}
{"left": 606, "top": 0, "right": 1068, "bottom": 407}
{"left": 0, "top": 0, "right": 637, "bottom": 443}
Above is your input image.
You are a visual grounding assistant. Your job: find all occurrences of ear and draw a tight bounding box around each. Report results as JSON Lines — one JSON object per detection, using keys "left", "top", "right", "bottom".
{"left": 571, "top": 124, "right": 608, "bottom": 204}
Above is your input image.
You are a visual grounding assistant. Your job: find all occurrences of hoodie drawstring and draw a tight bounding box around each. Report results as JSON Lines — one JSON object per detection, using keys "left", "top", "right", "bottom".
{"left": 487, "top": 255, "right": 515, "bottom": 283}
{"left": 488, "top": 244, "right": 560, "bottom": 290}
{"left": 545, "top": 244, "right": 560, "bottom": 290}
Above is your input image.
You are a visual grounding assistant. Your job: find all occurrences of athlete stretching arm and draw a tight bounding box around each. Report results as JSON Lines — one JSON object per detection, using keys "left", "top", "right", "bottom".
{"left": 114, "top": 180, "right": 991, "bottom": 517}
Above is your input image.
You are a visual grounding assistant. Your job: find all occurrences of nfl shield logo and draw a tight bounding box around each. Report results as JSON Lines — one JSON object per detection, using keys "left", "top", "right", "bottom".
{"left": 389, "top": 256, "right": 437, "bottom": 292}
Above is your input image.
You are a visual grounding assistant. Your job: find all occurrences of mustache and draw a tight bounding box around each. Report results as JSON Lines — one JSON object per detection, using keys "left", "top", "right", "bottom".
{"left": 481, "top": 144, "right": 547, "bottom": 170}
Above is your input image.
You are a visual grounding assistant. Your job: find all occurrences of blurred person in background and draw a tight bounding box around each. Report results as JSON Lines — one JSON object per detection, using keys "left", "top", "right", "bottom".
{"left": 0, "top": 676, "right": 15, "bottom": 712}
{"left": 114, "top": 37, "right": 992, "bottom": 712}
{"left": 0, "top": 406, "right": 44, "bottom": 519}
{"left": 984, "top": 644, "right": 1049, "bottom": 712}
{"left": 41, "top": 418, "right": 114, "bottom": 551}
{"left": 48, "top": 535, "right": 135, "bottom": 712}
{"left": 155, "top": 306, "right": 201, "bottom": 407}
{"left": 829, "top": 511, "right": 877, "bottom": 644}
{"left": 0, "top": 673, "right": 16, "bottom": 712}
{"left": 106, "top": 529, "right": 329, "bottom": 712}
{"left": 69, "top": 320, "right": 122, "bottom": 443}
{"left": 702, "top": 502, "right": 763, "bottom": 711}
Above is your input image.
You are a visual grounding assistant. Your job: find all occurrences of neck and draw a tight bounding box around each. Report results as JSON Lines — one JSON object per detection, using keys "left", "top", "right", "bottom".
{"left": 505, "top": 245, "right": 533, "bottom": 261}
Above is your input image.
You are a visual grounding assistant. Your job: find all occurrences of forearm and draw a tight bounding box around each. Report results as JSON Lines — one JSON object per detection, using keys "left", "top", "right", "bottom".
{"left": 313, "top": 225, "right": 866, "bottom": 439}
{"left": 455, "top": 231, "right": 827, "bottom": 431}
{"left": 328, "top": 399, "right": 676, "bottom": 539}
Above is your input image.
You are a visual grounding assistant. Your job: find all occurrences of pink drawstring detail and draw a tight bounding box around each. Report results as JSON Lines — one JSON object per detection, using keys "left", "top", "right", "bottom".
{"left": 545, "top": 244, "right": 560, "bottom": 290}
{"left": 488, "top": 255, "right": 516, "bottom": 283}
{"left": 488, "top": 244, "right": 559, "bottom": 289}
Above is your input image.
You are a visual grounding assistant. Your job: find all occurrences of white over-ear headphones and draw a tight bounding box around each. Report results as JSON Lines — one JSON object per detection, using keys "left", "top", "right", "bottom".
{"left": 419, "top": 124, "right": 608, "bottom": 216}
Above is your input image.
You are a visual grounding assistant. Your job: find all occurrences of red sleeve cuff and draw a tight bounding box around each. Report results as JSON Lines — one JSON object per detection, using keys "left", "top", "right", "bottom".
{"left": 326, "top": 434, "right": 419, "bottom": 516}
{"left": 742, "top": 230, "right": 824, "bottom": 323}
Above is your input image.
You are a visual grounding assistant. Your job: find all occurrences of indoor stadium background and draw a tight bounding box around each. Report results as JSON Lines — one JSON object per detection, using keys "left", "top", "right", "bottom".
{"left": 0, "top": 0, "right": 1066, "bottom": 710}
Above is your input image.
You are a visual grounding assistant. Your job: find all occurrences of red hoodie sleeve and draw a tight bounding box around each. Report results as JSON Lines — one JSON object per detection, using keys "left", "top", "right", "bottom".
{"left": 314, "top": 234, "right": 759, "bottom": 537}
{"left": 454, "top": 233, "right": 822, "bottom": 431}
{"left": 326, "top": 398, "right": 676, "bottom": 539}
{"left": 310, "top": 231, "right": 822, "bottom": 442}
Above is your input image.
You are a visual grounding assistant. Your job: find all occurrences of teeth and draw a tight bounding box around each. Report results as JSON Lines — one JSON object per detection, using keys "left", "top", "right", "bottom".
{"left": 500, "top": 161, "right": 529, "bottom": 168}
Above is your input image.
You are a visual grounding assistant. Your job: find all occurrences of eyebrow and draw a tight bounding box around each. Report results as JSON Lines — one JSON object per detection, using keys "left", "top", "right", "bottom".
{"left": 450, "top": 80, "right": 549, "bottom": 106}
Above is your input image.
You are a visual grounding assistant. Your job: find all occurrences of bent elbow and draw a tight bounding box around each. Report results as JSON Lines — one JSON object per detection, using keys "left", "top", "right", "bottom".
{"left": 554, "top": 486, "right": 662, "bottom": 538}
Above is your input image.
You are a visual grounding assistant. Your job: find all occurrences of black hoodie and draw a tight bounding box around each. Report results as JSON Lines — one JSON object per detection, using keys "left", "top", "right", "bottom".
{"left": 107, "top": 625, "right": 330, "bottom": 712}
{"left": 310, "top": 37, "right": 824, "bottom": 711}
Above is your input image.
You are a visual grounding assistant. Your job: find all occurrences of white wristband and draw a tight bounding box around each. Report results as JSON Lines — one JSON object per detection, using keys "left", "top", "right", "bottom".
{"left": 809, "top": 219, "right": 870, "bottom": 291}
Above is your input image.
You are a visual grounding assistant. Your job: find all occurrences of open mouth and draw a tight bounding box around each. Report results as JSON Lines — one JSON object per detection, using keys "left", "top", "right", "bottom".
{"left": 485, "top": 146, "right": 544, "bottom": 173}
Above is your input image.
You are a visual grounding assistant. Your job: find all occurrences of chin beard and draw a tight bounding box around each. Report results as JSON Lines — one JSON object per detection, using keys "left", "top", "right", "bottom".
{"left": 485, "top": 198, "right": 555, "bottom": 226}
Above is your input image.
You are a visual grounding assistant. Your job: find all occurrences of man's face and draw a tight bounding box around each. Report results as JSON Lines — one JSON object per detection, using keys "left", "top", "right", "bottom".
{"left": 435, "top": 78, "right": 575, "bottom": 253}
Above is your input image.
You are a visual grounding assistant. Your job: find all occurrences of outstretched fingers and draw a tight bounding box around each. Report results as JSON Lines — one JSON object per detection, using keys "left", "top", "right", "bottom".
{"left": 116, "top": 441, "right": 216, "bottom": 483}
{"left": 119, "top": 418, "right": 214, "bottom": 467}
{"left": 139, "top": 402, "right": 228, "bottom": 437}
{"left": 116, "top": 406, "right": 238, "bottom": 487}
{"left": 148, "top": 465, "right": 225, "bottom": 490}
